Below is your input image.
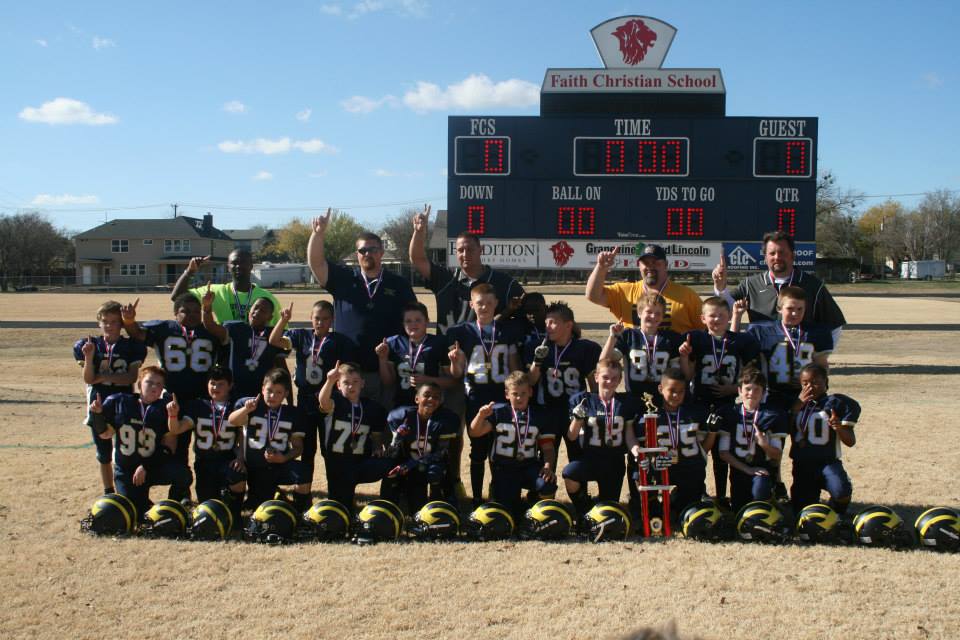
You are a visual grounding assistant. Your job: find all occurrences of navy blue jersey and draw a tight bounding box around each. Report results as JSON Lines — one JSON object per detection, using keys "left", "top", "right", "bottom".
{"left": 386, "top": 333, "right": 450, "bottom": 407}
{"left": 427, "top": 262, "right": 523, "bottom": 335}
{"left": 641, "top": 403, "right": 711, "bottom": 470}
{"left": 484, "top": 403, "right": 553, "bottom": 466}
{"left": 142, "top": 320, "right": 219, "bottom": 401}
{"left": 73, "top": 336, "right": 147, "bottom": 400}
{"left": 685, "top": 330, "right": 761, "bottom": 405}
{"left": 324, "top": 261, "right": 416, "bottom": 371}
{"left": 446, "top": 320, "right": 523, "bottom": 406}
{"left": 101, "top": 393, "right": 170, "bottom": 470}
{"left": 321, "top": 394, "right": 387, "bottom": 458}
{"left": 717, "top": 403, "right": 788, "bottom": 466}
{"left": 182, "top": 397, "right": 241, "bottom": 458}
{"left": 235, "top": 398, "right": 306, "bottom": 461}
{"left": 526, "top": 338, "right": 602, "bottom": 413}
{"left": 613, "top": 328, "right": 682, "bottom": 398}
{"left": 747, "top": 321, "right": 833, "bottom": 394}
{"left": 791, "top": 393, "right": 861, "bottom": 463}
{"left": 224, "top": 321, "right": 286, "bottom": 399}
{"left": 386, "top": 406, "right": 459, "bottom": 463}
{"left": 569, "top": 391, "right": 638, "bottom": 458}
{"left": 285, "top": 329, "right": 357, "bottom": 412}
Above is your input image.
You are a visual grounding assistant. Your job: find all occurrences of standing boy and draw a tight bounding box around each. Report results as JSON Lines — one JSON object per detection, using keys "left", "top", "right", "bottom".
{"left": 376, "top": 301, "right": 452, "bottom": 409}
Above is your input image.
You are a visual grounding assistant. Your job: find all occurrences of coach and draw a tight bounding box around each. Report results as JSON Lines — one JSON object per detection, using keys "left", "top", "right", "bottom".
{"left": 585, "top": 243, "right": 705, "bottom": 333}
{"left": 712, "top": 230, "right": 846, "bottom": 344}
{"left": 171, "top": 249, "right": 281, "bottom": 325}
{"left": 408, "top": 205, "right": 524, "bottom": 334}
{"left": 308, "top": 208, "right": 416, "bottom": 400}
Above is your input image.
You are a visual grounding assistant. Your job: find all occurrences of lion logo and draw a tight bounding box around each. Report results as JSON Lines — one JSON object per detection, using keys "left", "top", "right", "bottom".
{"left": 612, "top": 19, "right": 658, "bottom": 66}
{"left": 549, "top": 241, "right": 575, "bottom": 267}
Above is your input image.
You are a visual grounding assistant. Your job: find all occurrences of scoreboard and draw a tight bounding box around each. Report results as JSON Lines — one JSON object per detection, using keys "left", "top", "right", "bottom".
{"left": 446, "top": 115, "right": 817, "bottom": 269}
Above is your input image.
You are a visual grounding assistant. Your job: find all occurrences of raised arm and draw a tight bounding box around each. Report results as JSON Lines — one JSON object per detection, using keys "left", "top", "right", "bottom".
{"left": 409, "top": 204, "right": 432, "bottom": 281}
{"left": 200, "top": 284, "right": 228, "bottom": 344}
{"left": 585, "top": 247, "right": 618, "bottom": 307}
{"left": 170, "top": 256, "right": 209, "bottom": 301}
{"left": 269, "top": 302, "right": 293, "bottom": 349}
{"left": 307, "top": 208, "right": 332, "bottom": 289}
{"left": 120, "top": 298, "right": 145, "bottom": 342}
{"left": 598, "top": 323, "right": 624, "bottom": 362}
{"left": 317, "top": 362, "right": 341, "bottom": 414}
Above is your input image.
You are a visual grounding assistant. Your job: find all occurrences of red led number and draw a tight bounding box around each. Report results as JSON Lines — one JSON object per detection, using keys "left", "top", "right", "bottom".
{"left": 777, "top": 208, "right": 796, "bottom": 236}
{"left": 557, "top": 207, "right": 596, "bottom": 236}
{"left": 483, "top": 139, "right": 505, "bottom": 174}
{"left": 605, "top": 140, "right": 625, "bottom": 174}
{"left": 638, "top": 140, "right": 682, "bottom": 174}
{"left": 467, "top": 205, "right": 486, "bottom": 235}
{"left": 666, "top": 207, "right": 704, "bottom": 237}
{"left": 785, "top": 141, "right": 806, "bottom": 175}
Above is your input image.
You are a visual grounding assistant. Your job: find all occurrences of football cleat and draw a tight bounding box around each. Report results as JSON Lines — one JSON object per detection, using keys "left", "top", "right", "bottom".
{"left": 141, "top": 499, "right": 190, "bottom": 539}
{"left": 522, "top": 499, "right": 572, "bottom": 540}
{"left": 796, "top": 503, "right": 842, "bottom": 544}
{"left": 736, "top": 501, "right": 789, "bottom": 543}
{"left": 680, "top": 500, "right": 725, "bottom": 541}
{"left": 80, "top": 493, "right": 138, "bottom": 536}
{"left": 245, "top": 499, "right": 299, "bottom": 544}
{"left": 853, "top": 505, "right": 913, "bottom": 548}
{"left": 190, "top": 499, "right": 234, "bottom": 541}
{"left": 302, "top": 499, "right": 351, "bottom": 542}
{"left": 410, "top": 501, "right": 461, "bottom": 541}
{"left": 583, "top": 501, "right": 632, "bottom": 542}
{"left": 465, "top": 502, "right": 515, "bottom": 541}
{"left": 355, "top": 499, "right": 404, "bottom": 543}
{"left": 914, "top": 507, "right": 960, "bottom": 551}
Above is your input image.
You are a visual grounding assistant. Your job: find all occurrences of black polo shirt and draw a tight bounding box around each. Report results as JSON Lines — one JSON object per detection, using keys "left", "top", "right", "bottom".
{"left": 728, "top": 270, "right": 846, "bottom": 330}
{"left": 427, "top": 262, "right": 524, "bottom": 335}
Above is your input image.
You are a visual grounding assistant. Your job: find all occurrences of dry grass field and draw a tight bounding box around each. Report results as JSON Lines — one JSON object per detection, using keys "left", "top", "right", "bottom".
{"left": 2, "top": 291, "right": 959, "bottom": 640}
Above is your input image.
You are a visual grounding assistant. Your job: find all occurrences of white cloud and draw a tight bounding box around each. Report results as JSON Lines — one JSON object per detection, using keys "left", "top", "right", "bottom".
{"left": 252, "top": 171, "right": 273, "bottom": 181}
{"left": 19, "top": 97, "right": 118, "bottom": 125}
{"left": 320, "top": 4, "right": 343, "bottom": 15}
{"left": 373, "top": 168, "right": 423, "bottom": 178}
{"left": 92, "top": 36, "right": 115, "bottom": 50}
{"left": 321, "top": 0, "right": 426, "bottom": 19}
{"left": 223, "top": 100, "right": 247, "bottom": 114}
{"left": 341, "top": 94, "right": 398, "bottom": 114}
{"left": 217, "top": 137, "right": 339, "bottom": 155}
{"left": 296, "top": 108, "right": 312, "bottom": 122}
{"left": 31, "top": 193, "right": 99, "bottom": 206}
{"left": 922, "top": 72, "right": 944, "bottom": 89}
{"left": 35, "top": 39, "right": 48, "bottom": 47}
{"left": 403, "top": 74, "right": 539, "bottom": 112}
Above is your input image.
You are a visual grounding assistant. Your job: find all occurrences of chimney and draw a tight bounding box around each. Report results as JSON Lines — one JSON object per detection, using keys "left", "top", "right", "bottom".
{"left": 202, "top": 213, "right": 213, "bottom": 231}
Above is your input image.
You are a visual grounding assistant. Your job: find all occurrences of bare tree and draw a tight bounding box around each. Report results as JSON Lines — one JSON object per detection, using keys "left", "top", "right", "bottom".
{"left": 380, "top": 208, "right": 418, "bottom": 264}
{"left": 0, "top": 212, "right": 70, "bottom": 291}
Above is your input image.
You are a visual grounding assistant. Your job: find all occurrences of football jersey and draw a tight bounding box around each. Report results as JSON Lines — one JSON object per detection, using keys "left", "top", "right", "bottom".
{"left": 485, "top": 403, "right": 553, "bottom": 466}
{"left": 285, "top": 329, "right": 357, "bottom": 412}
{"left": 526, "top": 339, "right": 602, "bottom": 414}
{"left": 385, "top": 333, "right": 450, "bottom": 407}
{"left": 685, "top": 330, "right": 761, "bottom": 405}
{"left": 613, "top": 328, "right": 682, "bottom": 399}
{"left": 321, "top": 394, "right": 387, "bottom": 458}
{"left": 446, "top": 320, "right": 523, "bottom": 406}
{"left": 569, "top": 391, "right": 637, "bottom": 458}
{"left": 73, "top": 336, "right": 147, "bottom": 401}
{"left": 427, "top": 262, "right": 524, "bottom": 335}
{"left": 224, "top": 321, "right": 286, "bottom": 399}
{"left": 790, "top": 393, "right": 861, "bottom": 463}
{"left": 101, "top": 393, "right": 170, "bottom": 470}
{"left": 747, "top": 321, "right": 833, "bottom": 395}
{"left": 641, "top": 404, "right": 710, "bottom": 469}
{"left": 235, "top": 398, "right": 306, "bottom": 461}
{"left": 386, "top": 406, "right": 459, "bottom": 462}
{"left": 142, "top": 320, "right": 219, "bottom": 401}
{"left": 181, "top": 397, "right": 241, "bottom": 458}
{"left": 717, "top": 404, "right": 788, "bottom": 467}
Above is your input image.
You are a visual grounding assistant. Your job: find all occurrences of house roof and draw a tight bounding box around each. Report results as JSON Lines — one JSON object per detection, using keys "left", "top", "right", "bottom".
{"left": 223, "top": 228, "right": 275, "bottom": 241}
{"left": 74, "top": 216, "right": 232, "bottom": 241}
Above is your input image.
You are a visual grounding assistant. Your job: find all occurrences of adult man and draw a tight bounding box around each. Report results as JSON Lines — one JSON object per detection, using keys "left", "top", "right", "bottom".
{"left": 712, "top": 230, "right": 845, "bottom": 345}
{"left": 170, "top": 250, "right": 281, "bottom": 326}
{"left": 585, "top": 243, "right": 704, "bottom": 334}
{"left": 408, "top": 205, "right": 524, "bottom": 333}
{"left": 307, "top": 208, "right": 416, "bottom": 402}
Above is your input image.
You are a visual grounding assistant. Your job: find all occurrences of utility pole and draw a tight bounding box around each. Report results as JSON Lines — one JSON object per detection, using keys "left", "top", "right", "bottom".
{"left": 171, "top": 203, "right": 179, "bottom": 218}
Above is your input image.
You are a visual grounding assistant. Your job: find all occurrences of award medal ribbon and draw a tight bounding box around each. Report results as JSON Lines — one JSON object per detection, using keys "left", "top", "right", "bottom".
{"left": 180, "top": 325, "right": 195, "bottom": 356}
{"left": 311, "top": 333, "right": 329, "bottom": 366}
{"left": 551, "top": 340, "right": 572, "bottom": 381}
{"left": 711, "top": 334, "right": 728, "bottom": 379}
{"left": 511, "top": 406, "right": 530, "bottom": 461}
{"left": 475, "top": 320, "right": 496, "bottom": 371}
{"left": 210, "top": 400, "right": 228, "bottom": 445}
{"left": 407, "top": 337, "right": 426, "bottom": 372}
{"left": 741, "top": 405, "right": 759, "bottom": 462}
{"left": 266, "top": 407, "right": 283, "bottom": 448}
{"left": 232, "top": 284, "right": 254, "bottom": 322}
{"left": 640, "top": 331, "right": 659, "bottom": 378}
{"left": 768, "top": 270, "right": 795, "bottom": 294}
{"left": 361, "top": 269, "right": 383, "bottom": 311}
{"left": 137, "top": 398, "right": 153, "bottom": 431}
{"left": 665, "top": 407, "right": 681, "bottom": 463}
{"left": 349, "top": 403, "right": 364, "bottom": 446}
{"left": 247, "top": 327, "right": 267, "bottom": 371}
{"left": 100, "top": 337, "right": 116, "bottom": 371}
{"left": 603, "top": 396, "right": 617, "bottom": 446}
{"left": 414, "top": 413, "right": 429, "bottom": 458}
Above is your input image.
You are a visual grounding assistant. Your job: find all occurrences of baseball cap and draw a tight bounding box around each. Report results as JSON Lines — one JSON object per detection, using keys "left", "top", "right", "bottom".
{"left": 639, "top": 244, "right": 667, "bottom": 261}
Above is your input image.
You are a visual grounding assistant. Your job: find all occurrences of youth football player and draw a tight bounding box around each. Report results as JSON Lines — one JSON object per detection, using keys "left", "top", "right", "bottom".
{"left": 789, "top": 363, "right": 859, "bottom": 514}
{"left": 447, "top": 283, "right": 524, "bottom": 505}
{"left": 376, "top": 301, "right": 452, "bottom": 409}
{"left": 468, "top": 372, "right": 557, "bottom": 518}
{"left": 74, "top": 300, "right": 147, "bottom": 493}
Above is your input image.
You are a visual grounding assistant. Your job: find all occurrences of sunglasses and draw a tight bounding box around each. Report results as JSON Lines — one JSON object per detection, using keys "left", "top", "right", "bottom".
{"left": 356, "top": 246, "right": 382, "bottom": 255}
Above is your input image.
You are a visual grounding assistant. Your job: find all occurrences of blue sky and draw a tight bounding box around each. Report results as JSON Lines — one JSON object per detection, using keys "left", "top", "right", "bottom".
{"left": 2, "top": 1, "right": 957, "bottom": 233}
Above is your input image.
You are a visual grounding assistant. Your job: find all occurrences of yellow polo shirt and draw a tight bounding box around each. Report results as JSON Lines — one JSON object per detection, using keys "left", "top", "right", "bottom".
{"left": 603, "top": 280, "right": 705, "bottom": 334}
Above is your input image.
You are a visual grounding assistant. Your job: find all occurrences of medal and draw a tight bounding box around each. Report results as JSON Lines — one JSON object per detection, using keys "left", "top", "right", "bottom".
{"left": 475, "top": 319, "right": 496, "bottom": 367}
{"left": 100, "top": 338, "right": 116, "bottom": 372}
{"left": 408, "top": 338, "right": 426, "bottom": 373}
{"left": 711, "top": 334, "right": 728, "bottom": 380}
{"left": 266, "top": 407, "right": 283, "bottom": 448}
{"left": 414, "top": 413, "right": 428, "bottom": 459}
{"left": 248, "top": 327, "right": 267, "bottom": 371}
{"left": 603, "top": 395, "right": 616, "bottom": 446}
{"left": 361, "top": 269, "right": 383, "bottom": 310}
{"left": 552, "top": 340, "right": 572, "bottom": 380}
{"left": 232, "top": 283, "right": 254, "bottom": 323}
{"left": 311, "top": 333, "right": 329, "bottom": 367}
{"left": 511, "top": 406, "right": 530, "bottom": 461}
{"left": 741, "top": 405, "right": 759, "bottom": 463}
{"left": 180, "top": 324, "right": 195, "bottom": 357}
{"left": 349, "top": 402, "right": 364, "bottom": 448}
{"left": 665, "top": 407, "right": 681, "bottom": 464}
{"left": 210, "top": 400, "right": 228, "bottom": 448}
{"left": 640, "top": 331, "right": 659, "bottom": 378}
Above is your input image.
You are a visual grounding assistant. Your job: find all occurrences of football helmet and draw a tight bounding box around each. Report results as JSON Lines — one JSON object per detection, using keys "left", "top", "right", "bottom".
{"left": 465, "top": 502, "right": 515, "bottom": 541}
{"left": 914, "top": 507, "right": 960, "bottom": 551}
{"left": 583, "top": 501, "right": 632, "bottom": 542}
{"left": 680, "top": 500, "right": 725, "bottom": 541}
{"left": 522, "top": 499, "right": 572, "bottom": 540}
{"left": 190, "top": 499, "right": 234, "bottom": 541}
{"left": 355, "top": 499, "right": 404, "bottom": 543}
{"left": 736, "top": 501, "right": 789, "bottom": 543}
{"left": 80, "top": 493, "right": 138, "bottom": 536}
{"left": 302, "top": 499, "right": 351, "bottom": 542}
{"left": 796, "top": 503, "right": 842, "bottom": 544}
{"left": 245, "top": 499, "right": 299, "bottom": 544}
{"left": 141, "top": 499, "right": 189, "bottom": 539}
{"left": 410, "top": 501, "right": 461, "bottom": 540}
{"left": 852, "top": 505, "right": 913, "bottom": 548}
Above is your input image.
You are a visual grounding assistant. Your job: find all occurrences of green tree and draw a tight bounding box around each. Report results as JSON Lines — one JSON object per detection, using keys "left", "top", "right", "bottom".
{"left": 323, "top": 210, "right": 365, "bottom": 262}
{"left": 274, "top": 218, "right": 312, "bottom": 263}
